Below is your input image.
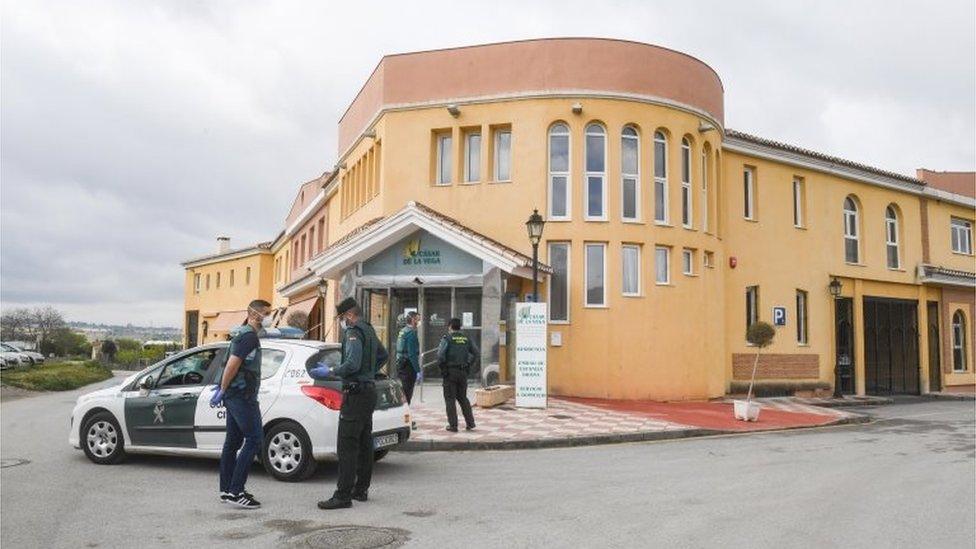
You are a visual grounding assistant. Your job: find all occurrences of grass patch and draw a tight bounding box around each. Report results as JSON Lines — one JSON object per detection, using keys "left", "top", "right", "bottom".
{"left": 1, "top": 360, "right": 113, "bottom": 391}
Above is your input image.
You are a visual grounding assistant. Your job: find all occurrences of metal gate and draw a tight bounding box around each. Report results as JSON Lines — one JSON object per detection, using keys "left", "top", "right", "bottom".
{"left": 863, "top": 297, "right": 920, "bottom": 395}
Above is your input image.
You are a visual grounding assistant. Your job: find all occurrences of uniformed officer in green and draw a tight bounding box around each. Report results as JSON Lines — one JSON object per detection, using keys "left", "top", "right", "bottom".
{"left": 437, "top": 318, "right": 478, "bottom": 432}
{"left": 395, "top": 311, "right": 421, "bottom": 404}
{"left": 309, "top": 297, "right": 388, "bottom": 510}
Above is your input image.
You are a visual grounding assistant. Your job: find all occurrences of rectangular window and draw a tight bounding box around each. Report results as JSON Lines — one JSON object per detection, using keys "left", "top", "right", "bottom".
{"left": 585, "top": 243, "right": 606, "bottom": 306}
{"left": 317, "top": 218, "right": 325, "bottom": 253}
{"left": 682, "top": 249, "right": 694, "bottom": 275}
{"left": 548, "top": 243, "right": 570, "bottom": 322}
{"left": 309, "top": 227, "right": 316, "bottom": 259}
{"left": 886, "top": 214, "right": 900, "bottom": 269}
{"left": 655, "top": 246, "right": 670, "bottom": 285}
{"left": 550, "top": 176, "right": 569, "bottom": 219}
{"left": 436, "top": 133, "right": 452, "bottom": 185}
{"left": 796, "top": 289, "right": 808, "bottom": 344}
{"left": 745, "top": 286, "right": 759, "bottom": 335}
{"left": 951, "top": 218, "right": 973, "bottom": 254}
{"left": 464, "top": 131, "right": 481, "bottom": 182}
{"left": 654, "top": 134, "right": 668, "bottom": 223}
{"left": 586, "top": 176, "right": 605, "bottom": 220}
{"left": 793, "top": 178, "right": 804, "bottom": 227}
{"left": 206, "top": 274, "right": 210, "bottom": 290}
{"left": 493, "top": 129, "right": 511, "bottom": 181}
{"left": 621, "top": 244, "right": 640, "bottom": 296}
{"left": 229, "top": 269, "right": 235, "bottom": 287}
{"left": 701, "top": 150, "right": 709, "bottom": 232}
{"left": 549, "top": 127, "right": 570, "bottom": 220}
{"left": 681, "top": 141, "right": 692, "bottom": 227}
{"left": 621, "top": 129, "right": 639, "bottom": 221}
{"left": 300, "top": 235, "right": 307, "bottom": 264}
{"left": 246, "top": 267, "right": 251, "bottom": 285}
{"left": 194, "top": 273, "right": 201, "bottom": 294}
{"left": 743, "top": 167, "right": 755, "bottom": 220}
{"left": 216, "top": 272, "right": 220, "bottom": 289}
{"left": 703, "top": 250, "right": 714, "bottom": 268}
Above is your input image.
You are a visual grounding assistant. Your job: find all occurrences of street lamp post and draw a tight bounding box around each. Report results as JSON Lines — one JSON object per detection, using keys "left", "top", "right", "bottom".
{"left": 829, "top": 277, "right": 843, "bottom": 397}
{"left": 525, "top": 209, "right": 546, "bottom": 302}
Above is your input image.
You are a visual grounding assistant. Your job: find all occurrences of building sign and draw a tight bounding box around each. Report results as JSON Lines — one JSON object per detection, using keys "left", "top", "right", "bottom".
{"left": 515, "top": 302, "right": 548, "bottom": 408}
{"left": 772, "top": 306, "right": 787, "bottom": 326}
{"left": 402, "top": 237, "right": 441, "bottom": 266}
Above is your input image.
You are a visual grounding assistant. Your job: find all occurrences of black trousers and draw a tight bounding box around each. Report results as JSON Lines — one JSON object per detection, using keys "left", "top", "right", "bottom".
{"left": 397, "top": 367, "right": 416, "bottom": 404}
{"left": 442, "top": 369, "right": 475, "bottom": 429}
{"left": 334, "top": 388, "right": 377, "bottom": 501}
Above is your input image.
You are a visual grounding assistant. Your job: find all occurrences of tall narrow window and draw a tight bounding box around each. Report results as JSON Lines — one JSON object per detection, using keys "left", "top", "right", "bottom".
{"left": 951, "top": 218, "right": 973, "bottom": 254}
{"left": 585, "top": 123, "right": 606, "bottom": 220}
{"left": 317, "top": 218, "right": 325, "bottom": 253}
{"left": 206, "top": 274, "right": 210, "bottom": 290}
{"left": 793, "top": 178, "right": 804, "bottom": 227}
{"left": 885, "top": 205, "right": 900, "bottom": 269}
{"left": 796, "top": 289, "right": 808, "bottom": 344}
{"left": 300, "top": 235, "right": 307, "bottom": 265}
{"left": 548, "top": 243, "right": 570, "bottom": 322}
{"left": 655, "top": 246, "right": 670, "bottom": 285}
{"left": 229, "top": 269, "right": 235, "bottom": 287}
{"left": 621, "top": 126, "right": 640, "bottom": 221}
{"left": 844, "top": 197, "right": 860, "bottom": 263}
{"left": 952, "top": 311, "right": 968, "bottom": 371}
{"left": 436, "top": 133, "right": 452, "bottom": 185}
{"left": 493, "top": 128, "right": 511, "bottom": 181}
{"left": 701, "top": 149, "right": 709, "bottom": 232}
{"left": 548, "top": 123, "right": 570, "bottom": 220}
{"left": 246, "top": 266, "right": 251, "bottom": 285}
{"left": 654, "top": 131, "right": 668, "bottom": 223}
{"left": 681, "top": 137, "right": 692, "bottom": 227}
{"left": 194, "top": 273, "right": 201, "bottom": 294}
{"left": 585, "top": 243, "right": 606, "bottom": 306}
{"left": 682, "top": 249, "right": 694, "bottom": 275}
{"left": 309, "top": 227, "right": 316, "bottom": 259}
{"left": 745, "top": 286, "right": 759, "bottom": 335}
{"left": 743, "top": 167, "right": 755, "bottom": 220}
{"left": 464, "top": 131, "right": 481, "bottom": 182}
{"left": 621, "top": 244, "right": 640, "bottom": 296}
{"left": 216, "top": 272, "right": 221, "bottom": 289}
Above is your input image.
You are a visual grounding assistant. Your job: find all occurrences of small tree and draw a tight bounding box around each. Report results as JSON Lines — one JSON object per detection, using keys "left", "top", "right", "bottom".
{"left": 100, "top": 339, "right": 118, "bottom": 364}
{"left": 745, "top": 321, "right": 776, "bottom": 402}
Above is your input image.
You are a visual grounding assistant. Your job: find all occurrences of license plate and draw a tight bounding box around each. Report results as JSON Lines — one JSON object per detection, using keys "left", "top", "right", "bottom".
{"left": 373, "top": 433, "right": 398, "bottom": 449}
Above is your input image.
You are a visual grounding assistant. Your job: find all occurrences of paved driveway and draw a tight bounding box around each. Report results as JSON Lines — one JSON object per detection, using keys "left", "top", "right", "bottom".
{"left": 2, "top": 380, "right": 973, "bottom": 548}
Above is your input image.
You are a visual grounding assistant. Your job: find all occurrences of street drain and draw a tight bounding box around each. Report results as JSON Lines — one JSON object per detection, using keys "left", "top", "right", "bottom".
{"left": 549, "top": 414, "right": 573, "bottom": 420}
{"left": 1, "top": 458, "right": 30, "bottom": 468}
{"left": 286, "top": 526, "right": 408, "bottom": 549}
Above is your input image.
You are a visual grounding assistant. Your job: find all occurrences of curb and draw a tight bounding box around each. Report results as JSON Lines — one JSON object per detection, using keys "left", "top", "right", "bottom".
{"left": 398, "top": 413, "right": 870, "bottom": 452}
{"left": 803, "top": 397, "right": 894, "bottom": 408}
{"left": 921, "top": 392, "right": 976, "bottom": 401}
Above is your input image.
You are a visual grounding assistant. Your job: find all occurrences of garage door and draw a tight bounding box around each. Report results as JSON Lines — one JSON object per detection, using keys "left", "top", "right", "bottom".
{"left": 863, "top": 297, "right": 920, "bottom": 395}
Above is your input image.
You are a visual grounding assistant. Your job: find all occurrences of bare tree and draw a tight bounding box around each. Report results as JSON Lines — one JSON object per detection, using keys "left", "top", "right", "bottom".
{"left": 0, "top": 308, "right": 33, "bottom": 341}
{"left": 31, "top": 306, "right": 65, "bottom": 344}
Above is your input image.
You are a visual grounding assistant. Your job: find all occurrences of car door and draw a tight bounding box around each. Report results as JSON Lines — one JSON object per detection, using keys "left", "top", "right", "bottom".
{"left": 194, "top": 344, "right": 289, "bottom": 451}
{"left": 124, "top": 347, "right": 222, "bottom": 448}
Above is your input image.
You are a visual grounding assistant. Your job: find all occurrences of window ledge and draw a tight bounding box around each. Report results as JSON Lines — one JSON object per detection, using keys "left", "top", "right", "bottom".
{"left": 951, "top": 251, "right": 974, "bottom": 257}
{"left": 797, "top": 343, "right": 810, "bottom": 347}
{"left": 654, "top": 221, "right": 673, "bottom": 227}
{"left": 845, "top": 262, "right": 867, "bottom": 267}
{"left": 743, "top": 217, "right": 758, "bottom": 223}
{"left": 682, "top": 225, "right": 694, "bottom": 231}
{"left": 490, "top": 179, "right": 512, "bottom": 185}
{"left": 548, "top": 218, "right": 572, "bottom": 223}
{"left": 584, "top": 304, "right": 609, "bottom": 309}
{"left": 621, "top": 219, "right": 644, "bottom": 225}
{"left": 461, "top": 181, "right": 481, "bottom": 186}
{"left": 622, "top": 293, "right": 643, "bottom": 298}
{"left": 794, "top": 225, "right": 807, "bottom": 230}
{"left": 683, "top": 272, "right": 697, "bottom": 277}
{"left": 655, "top": 282, "right": 673, "bottom": 287}
{"left": 584, "top": 219, "right": 610, "bottom": 223}
{"left": 548, "top": 320, "right": 571, "bottom": 325}
{"left": 887, "top": 267, "right": 907, "bottom": 272}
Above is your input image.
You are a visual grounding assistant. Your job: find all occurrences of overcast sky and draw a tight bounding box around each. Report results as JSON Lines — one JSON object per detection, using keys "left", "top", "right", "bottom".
{"left": 2, "top": 0, "right": 974, "bottom": 327}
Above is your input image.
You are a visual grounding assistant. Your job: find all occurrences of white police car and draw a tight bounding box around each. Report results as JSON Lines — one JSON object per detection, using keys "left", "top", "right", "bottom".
{"left": 68, "top": 334, "right": 411, "bottom": 481}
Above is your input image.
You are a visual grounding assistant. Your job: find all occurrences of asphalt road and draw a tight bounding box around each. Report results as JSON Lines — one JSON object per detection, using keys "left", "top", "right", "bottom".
{"left": 2, "top": 376, "right": 973, "bottom": 549}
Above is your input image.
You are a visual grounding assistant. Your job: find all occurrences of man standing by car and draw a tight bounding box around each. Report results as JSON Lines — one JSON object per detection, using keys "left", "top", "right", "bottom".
{"left": 395, "top": 311, "right": 421, "bottom": 404}
{"left": 211, "top": 299, "right": 272, "bottom": 510}
{"left": 309, "top": 297, "right": 388, "bottom": 510}
{"left": 437, "top": 318, "right": 477, "bottom": 432}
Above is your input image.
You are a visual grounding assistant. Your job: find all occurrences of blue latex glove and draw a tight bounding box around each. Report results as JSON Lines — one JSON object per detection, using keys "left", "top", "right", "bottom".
{"left": 209, "top": 386, "right": 224, "bottom": 407}
{"left": 416, "top": 371, "right": 423, "bottom": 382}
{"left": 308, "top": 364, "right": 332, "bottom": 379}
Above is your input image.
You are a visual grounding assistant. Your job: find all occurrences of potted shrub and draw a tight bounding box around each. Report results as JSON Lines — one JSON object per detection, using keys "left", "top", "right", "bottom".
{"left": 734, "top": 321, "right": 775, "bottom": 421}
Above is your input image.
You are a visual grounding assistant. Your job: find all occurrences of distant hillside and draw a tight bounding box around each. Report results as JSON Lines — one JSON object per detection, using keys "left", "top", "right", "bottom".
{"left": 67, "top": 321, "right": 182, "bottom": 343}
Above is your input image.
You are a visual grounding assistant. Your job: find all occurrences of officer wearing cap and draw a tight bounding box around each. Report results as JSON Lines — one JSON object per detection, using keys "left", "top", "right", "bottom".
{"left": 437, "top": 318, "right": 478, "bottom": 432}
{"left": 308, "top": 297, "right": 388, "bottom": 510}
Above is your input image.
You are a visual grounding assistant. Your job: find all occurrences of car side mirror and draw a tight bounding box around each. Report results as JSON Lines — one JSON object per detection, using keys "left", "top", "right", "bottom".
{"left": 140, "top": 376, "right": 154, "bottom": 390}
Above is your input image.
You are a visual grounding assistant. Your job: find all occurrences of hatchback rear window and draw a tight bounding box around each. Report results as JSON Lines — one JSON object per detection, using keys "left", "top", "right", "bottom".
{"left": 305, "top": 349, "right": 341, "bottom": 372}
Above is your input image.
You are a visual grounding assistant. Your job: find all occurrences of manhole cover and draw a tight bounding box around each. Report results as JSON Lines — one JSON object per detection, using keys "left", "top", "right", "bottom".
{"left": 288, "top": 526, "right": 407, "bottom": 549}
{"left": 549, "top": 414, "right": 573, "bottom": 420}
{"left": 1, "top": 458, "right": 30, "bottom": 468}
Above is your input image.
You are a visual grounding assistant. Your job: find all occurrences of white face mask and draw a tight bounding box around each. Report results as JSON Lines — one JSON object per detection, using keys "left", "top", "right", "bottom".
{"left": 260, "top": 314, "right": 274, "bottom": 329}
{"left": 339, "top": 318, "right": 349, "bottom": 331}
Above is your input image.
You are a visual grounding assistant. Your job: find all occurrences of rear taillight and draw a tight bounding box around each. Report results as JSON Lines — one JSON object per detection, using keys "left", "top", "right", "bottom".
{"left": 301, "top": 385, "right": 343, "bottom": 410}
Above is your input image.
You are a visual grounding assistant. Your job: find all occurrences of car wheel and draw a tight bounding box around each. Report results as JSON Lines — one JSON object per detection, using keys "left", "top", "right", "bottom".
{"left": 81, "top": 412, "right": 126, "bottom": 465}
{"left": 374, "top": 449, "right": 390, "bottom": 462}
{"left": 262, "top": 421, "right": 317, "bottom": 482}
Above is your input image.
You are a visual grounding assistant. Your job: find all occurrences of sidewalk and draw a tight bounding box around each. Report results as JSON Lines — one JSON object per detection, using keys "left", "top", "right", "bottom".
{"left": 402, "top": 383, "right": 867, "bottom": 451}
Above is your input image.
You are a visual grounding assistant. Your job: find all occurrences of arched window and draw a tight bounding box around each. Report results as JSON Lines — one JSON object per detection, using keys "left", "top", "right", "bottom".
{"left": 621, "top": 126, "right": 640, "bottom": 221}
{"left": 952, "top": 311, "right": 968, "bottom": 372}
{"left": 843, "top": 197, "right": 860, "bottom": 263}
{"left": 681, "top": 137, "right": 693, "bottom": 227}
{"left": 885, "top": 205, "right": 900, "bottom": 269}
{"left": 701, "top": 144, "right": 710, "bottom": 232}
{"left": 548, "top": 123, "right": 571, "bottom": 220}
{"left": 653, "top": 131, "right": 668, "bottom": 223}
{"left": 584, "top": 123, "right": 606, "bottom": 220}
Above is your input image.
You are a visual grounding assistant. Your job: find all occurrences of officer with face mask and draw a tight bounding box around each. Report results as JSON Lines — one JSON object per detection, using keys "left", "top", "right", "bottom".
{"left": 309, "top": 297, "right": 388, "bottom": 510}
{"left": 210, "top": 299, "right": 273, "bottom": 509}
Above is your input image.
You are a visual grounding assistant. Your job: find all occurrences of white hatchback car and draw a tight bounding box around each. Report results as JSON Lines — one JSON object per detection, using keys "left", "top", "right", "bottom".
{"left": 69, "top": 337, "right": 411, "bottom": 481}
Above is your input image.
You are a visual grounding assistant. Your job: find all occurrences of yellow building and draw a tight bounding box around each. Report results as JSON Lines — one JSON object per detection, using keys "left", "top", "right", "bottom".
{"left": 183, "top": 38, "right": 975, "bottom": 398}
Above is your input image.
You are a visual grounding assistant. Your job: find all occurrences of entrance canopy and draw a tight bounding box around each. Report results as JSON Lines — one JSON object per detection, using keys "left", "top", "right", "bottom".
{"left": 294, "top": 202, "right": 550, "bottom": 295}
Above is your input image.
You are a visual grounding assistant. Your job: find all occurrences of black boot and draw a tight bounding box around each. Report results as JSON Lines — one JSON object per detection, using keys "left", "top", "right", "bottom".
{"left": 318, "top": 497, "right": 352, "bottom": 510}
